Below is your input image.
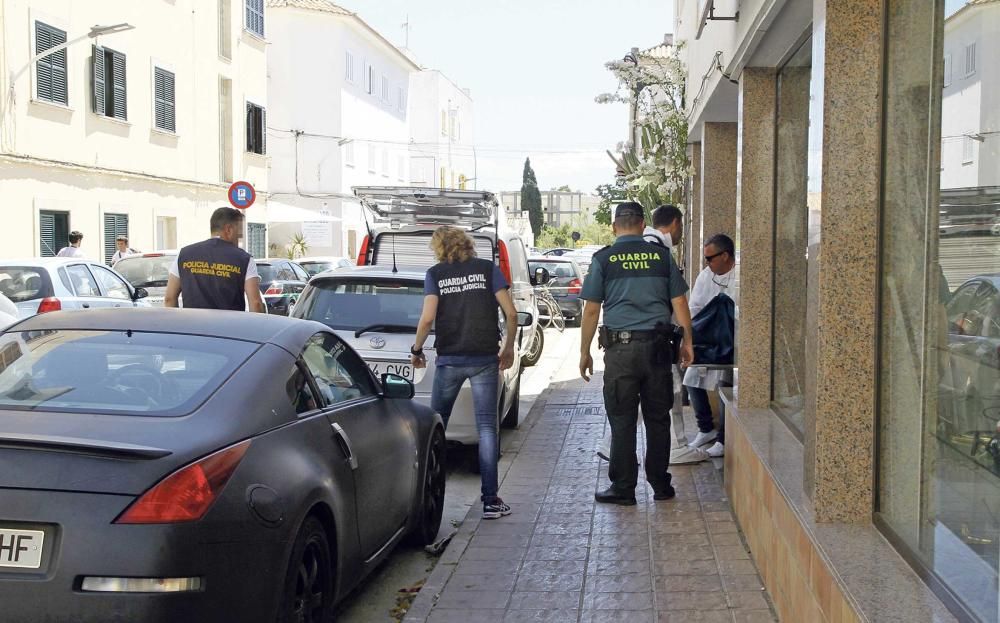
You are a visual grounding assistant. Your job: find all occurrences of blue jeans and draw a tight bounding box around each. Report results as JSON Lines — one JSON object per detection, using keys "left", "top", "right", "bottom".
{"left": 686, "top": 385, "right": 724, "bottom": 445}
{"left": 432, "top": 363, "right": 500, "bottom": 500}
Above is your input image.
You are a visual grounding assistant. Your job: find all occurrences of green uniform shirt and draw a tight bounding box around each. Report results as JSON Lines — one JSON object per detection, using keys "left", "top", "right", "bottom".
{"left": 580, "top": 234, "right": 688, "bottom": 330}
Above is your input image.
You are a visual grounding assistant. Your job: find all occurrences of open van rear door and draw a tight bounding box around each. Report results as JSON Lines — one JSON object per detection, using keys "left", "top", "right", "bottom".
{"left": 353, "top": 187, "right": 498, "bottom": 231}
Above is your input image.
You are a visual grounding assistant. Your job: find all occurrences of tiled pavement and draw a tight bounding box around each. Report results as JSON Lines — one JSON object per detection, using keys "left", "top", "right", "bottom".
{"left": 405, "top": 373, "right": 778, "bottom": 623}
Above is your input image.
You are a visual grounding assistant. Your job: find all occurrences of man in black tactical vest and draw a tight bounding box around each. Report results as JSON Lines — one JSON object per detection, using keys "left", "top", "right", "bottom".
{"left": 410, "top": 226, "right": 519, "bottom": 520}
{"left": 164, "top": 207, "right": 266, "bottom": 313}
{"left": 579, "top": 202, "right": 695, "bottom": 505}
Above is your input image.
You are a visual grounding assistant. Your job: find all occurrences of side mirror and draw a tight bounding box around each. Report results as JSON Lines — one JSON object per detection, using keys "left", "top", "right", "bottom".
{"left": 133, "top": 287, "right": 149, "bottom": 301}
{"left": 516, "top": 311, "right": 533, "bottom": 327}
{"left": 381, "top": 373, "right": 415, "bottom": 399}
{"left": 532, "top": 267, "right": 550, "bottom": 286}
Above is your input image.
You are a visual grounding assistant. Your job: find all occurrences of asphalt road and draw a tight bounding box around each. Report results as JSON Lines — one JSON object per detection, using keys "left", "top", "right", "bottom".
{"left": 334, "top": 326, "right": 577, "bottom": 622}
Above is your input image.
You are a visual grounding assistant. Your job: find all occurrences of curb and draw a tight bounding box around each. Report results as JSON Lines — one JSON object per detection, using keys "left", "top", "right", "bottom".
{"left": 402, "top": 387, "right": 552, "bottom": 623}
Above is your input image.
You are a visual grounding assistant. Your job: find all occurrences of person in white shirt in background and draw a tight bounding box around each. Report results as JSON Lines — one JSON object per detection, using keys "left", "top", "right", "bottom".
{"left": 597, "top": 204, "right": 684, "bottom": 461}
{"left": 684, "top": 233, "right": 736, "bottom": 458}
{"left": 56, "top": 231, "right": 85, "bottom": 258}
{"left": 111, "top": 235, "right": 139, "bottom": 265}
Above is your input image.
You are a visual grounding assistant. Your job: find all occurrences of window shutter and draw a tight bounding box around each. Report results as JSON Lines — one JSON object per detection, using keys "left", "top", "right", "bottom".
{"left": 39, "top": 212, "right": 56, "bottom": 257}
{"left": 246, "top": 102, "right": 254, "bottom": 152}
{"left": 154, "top": 67, "right": 176, "bottom": 132}
{"left": 35, "top": 22, "right": 68, "bottom": 105}
{"left": 261, "top": 106, "right": 266, "bottom": 155}
{"left": 103, "top": 213, "right": 129, "bottom": 265}
{"left": 92, "top": 45, "right": 106, "bottom": 114}
{"left": 111, "top": 51, "right": 127, "bottom": 119}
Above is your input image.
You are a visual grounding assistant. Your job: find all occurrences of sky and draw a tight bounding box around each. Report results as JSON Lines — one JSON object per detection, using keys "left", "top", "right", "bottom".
{"left": 336, "top": 0, "right": 675, "bottom": 195}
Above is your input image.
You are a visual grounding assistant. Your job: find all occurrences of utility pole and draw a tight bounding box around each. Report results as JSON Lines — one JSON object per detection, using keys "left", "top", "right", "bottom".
{"left": 401, "top": 15, "right": 410, "bottom": 48}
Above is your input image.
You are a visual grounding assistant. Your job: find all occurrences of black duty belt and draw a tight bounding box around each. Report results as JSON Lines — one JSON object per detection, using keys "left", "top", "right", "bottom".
{"left": 606, "top": 329, "right": 657, "bottom": 343}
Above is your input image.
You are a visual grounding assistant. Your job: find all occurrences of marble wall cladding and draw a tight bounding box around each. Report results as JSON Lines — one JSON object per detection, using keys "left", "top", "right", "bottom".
{"left": 686, "top": 142, "right": 703, "bottom": 277}
{"left": 812, "top": 0, "right": 883, "bottom": 523}
{"left": 735, "top": 68, "right": 777, "bottom": 410}
{"left": 700, "top": 122, "right": 739, "bottom": 246}
{"left": 772, "top": 65, "right": 812, "bottom": 424}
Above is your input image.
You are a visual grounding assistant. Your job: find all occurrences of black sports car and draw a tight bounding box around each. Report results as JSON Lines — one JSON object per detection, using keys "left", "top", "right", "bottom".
{"left": 0, "top": 308, "right": 445, "bottom": 623}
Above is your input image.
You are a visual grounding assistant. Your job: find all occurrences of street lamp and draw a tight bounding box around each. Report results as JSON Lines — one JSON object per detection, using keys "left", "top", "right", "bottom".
{"left": 8, "top": 23, "right": 135, "bottom": 104}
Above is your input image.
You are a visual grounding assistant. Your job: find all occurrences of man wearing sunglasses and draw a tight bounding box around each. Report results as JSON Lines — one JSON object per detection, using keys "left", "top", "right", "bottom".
{"left": 684, "top": 233, "right": 737, "bottom": 458}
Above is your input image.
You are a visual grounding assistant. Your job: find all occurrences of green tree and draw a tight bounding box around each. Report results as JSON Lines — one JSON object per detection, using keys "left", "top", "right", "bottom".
{"left": 594, "top": 183, "right": 628, "bottom": 226}
{"left": 521, "top": 158, "right": 544, "bottom": 238}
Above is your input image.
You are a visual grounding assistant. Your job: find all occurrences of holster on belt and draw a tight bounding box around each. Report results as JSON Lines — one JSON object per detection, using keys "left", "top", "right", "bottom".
{"left": 597, "top": 326, "right": 609, "bottom": 350}
{"left": 653, "top": 322, "right": 675, "bottom": 366}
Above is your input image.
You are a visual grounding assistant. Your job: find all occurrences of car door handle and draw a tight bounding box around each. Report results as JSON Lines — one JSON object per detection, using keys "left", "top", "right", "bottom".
{"left": 81, "top": 303, "right": 90, "bottom": 308}
{"left": 330, "top": 423, "right": 359, "bottom": 470}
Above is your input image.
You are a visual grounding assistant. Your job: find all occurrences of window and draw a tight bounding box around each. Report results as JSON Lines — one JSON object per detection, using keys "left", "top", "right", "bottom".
{"left": 962, "top": 134, "right": 974, "bottom": 163}
{"left": 245, "top": 0, "right": 264, "bottom": 38}
{"left": 441, "top": 110, "right": 448, "bottom": 136}
{"left": 91, "top": 265, "right": 131, "bottom": 300}
{"left": 286, "top": 364, "right": 319, "bottom": 415}
{"left": 153, "top": 67, "right": 176, "bottom": 132}
{"left": 943, "top": 54, "right": 952, "bottom": 87}
{"left": 300, "top": 333, "right": 375, "bottom": 406}
{"left": 219, "top": 77, "right": 234, "bottom": 182}
{"left": 0, "top": 330, "right": 256, "bottom": 416}
{"left": 964, "top": 41, "right": 976, "bottom": 76}
{"left": 218, "top": 0, "right": 232, "bottom": 59}
{"left": 92, "top": 46, "right": 127, "bottom": 120}
{"left": 156, "top": 216, "right": 177, "bottom": 250}
{"left": 368, "top": 146, "right": 377, "bottom": 173}
{"left": 344, "top": 141, "right": 355, "bottom": 167}
{"left": 34, "top": 21, "right": 67, "bottom": 105}
{"left": 381, "top": 75, "right": 390, "bottom": 103}
{"left": 295, "top": 280, "right": 425, "bottom": 334}
{"left": 397, "top": 86, "right": 405, "bottom": 112}
{"left": 365, "top": 62, "right": 374, "bottom": 95}
{"left": 66, "top": 264, "right": 99, "bottom": 297}
{"left": 247, "top": 222, "right": 266, "bottom": 258}
{"left": 246, "top": 101, "right": 266, "bottom": 155}
{"left": 345, "top": 51, "right": 355, "bottom": 83}
{"left": 38, "top": 211, "right": 69, "bottom": 257}
{"left": 103, "top": 213, "right": 128, "bottom": 265}
{"left": 440, "top": 166, "right": 446, "bottom": 188}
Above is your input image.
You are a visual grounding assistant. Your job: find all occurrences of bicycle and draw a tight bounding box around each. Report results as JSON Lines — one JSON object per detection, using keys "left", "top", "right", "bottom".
{"left": 535, "top": 283, "right": 566, "bottom": 332}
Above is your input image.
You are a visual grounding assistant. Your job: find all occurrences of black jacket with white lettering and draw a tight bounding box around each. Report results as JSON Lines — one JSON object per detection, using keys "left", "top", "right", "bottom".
{"left": 428, "top": 257, "right": 500, "bottom": 356}
{"left": 177, "top": 238, "right": 252, "bottom": 311}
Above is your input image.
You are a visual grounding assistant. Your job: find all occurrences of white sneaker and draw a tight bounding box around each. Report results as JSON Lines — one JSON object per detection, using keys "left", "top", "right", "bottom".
{"left": 689, "top": 430, "right": 717, "bottom": 448}
{"left": 706, "top": 442, "right": 725, "bottom": 458}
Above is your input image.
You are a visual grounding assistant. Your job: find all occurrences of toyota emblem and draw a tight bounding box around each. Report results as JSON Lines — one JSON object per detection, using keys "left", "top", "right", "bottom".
{"left": 369, "top": 337, "right": 387, "bottom": 350}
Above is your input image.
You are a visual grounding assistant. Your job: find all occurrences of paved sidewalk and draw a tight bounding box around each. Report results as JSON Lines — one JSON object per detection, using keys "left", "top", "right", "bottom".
{"left": 405, "top": 373, "right": 778, "bottom": 623}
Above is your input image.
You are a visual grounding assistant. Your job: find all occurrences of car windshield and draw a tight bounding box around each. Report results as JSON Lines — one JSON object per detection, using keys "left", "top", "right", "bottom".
{"left": 300, "top": 262, "right": 335, "bottom": 276}
{"left": 528, "top": 261, "right": 577, "bottom": 279}
{"left": 114, "top": 256, "right": 174, "bottom": 288}
{"left": 256, "top": 264, "right": 277, "bottom": 282}
{"left": 296, "top": 278, "right": 425, "bottom": 331}
{"left": 0, "top": 267, "right": 51, "bottom": 302}
{"left": 0, "top": 329, "right": 257, "bottom": 416}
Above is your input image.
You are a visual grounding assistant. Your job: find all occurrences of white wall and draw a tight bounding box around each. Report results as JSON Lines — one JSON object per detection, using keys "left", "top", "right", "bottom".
{"left": 408, "top": 70, "right": 475, "bottom": 190}
{"left": 941, "top": 3, "right": 1000, "bottom": 190}
{"left": 267, "top": 6, "right": 416, "bottom": 258}
{"left": 0, "top": 0, "right": 268, "bottom": 260}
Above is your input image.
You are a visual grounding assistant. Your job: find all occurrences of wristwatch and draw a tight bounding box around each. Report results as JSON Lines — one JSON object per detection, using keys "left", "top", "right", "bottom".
{"left": 410, "top": 345, "right": 424, "bottom": 356}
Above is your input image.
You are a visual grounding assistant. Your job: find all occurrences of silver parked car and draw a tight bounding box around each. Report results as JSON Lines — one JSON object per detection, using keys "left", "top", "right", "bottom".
{"left": 0, "top": 258, "right": 149, "bottom": 317}
{"left": 293, "top": 265, "right": 532, "bottom": 445}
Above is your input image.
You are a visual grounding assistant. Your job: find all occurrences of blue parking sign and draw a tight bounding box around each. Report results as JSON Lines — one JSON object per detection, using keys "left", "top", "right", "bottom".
{"left": 228, "top": 181, "right": 256, "bottom": 209}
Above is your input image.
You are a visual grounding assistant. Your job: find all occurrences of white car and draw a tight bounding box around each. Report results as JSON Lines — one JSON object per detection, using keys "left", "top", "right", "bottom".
{"left": 296, "top": 256, "right": 354, "bottom": 277}
{"left": 0, "top": 258, "right": 150, "bottom": 317}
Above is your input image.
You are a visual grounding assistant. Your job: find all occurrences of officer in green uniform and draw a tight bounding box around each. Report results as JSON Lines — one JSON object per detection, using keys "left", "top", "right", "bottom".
{"left": 579, "top": 202, "right": 694, "bottom": 505}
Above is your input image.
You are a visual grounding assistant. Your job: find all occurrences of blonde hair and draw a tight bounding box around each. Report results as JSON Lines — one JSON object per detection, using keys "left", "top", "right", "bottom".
{"left": 430, "top": 226, "right": 476, "bottom": 263}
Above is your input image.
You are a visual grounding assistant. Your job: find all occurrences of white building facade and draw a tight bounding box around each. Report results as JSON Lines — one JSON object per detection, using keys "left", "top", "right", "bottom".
{"left": 408, "top": 70, "right": 475, "bottom": 191}
{"left": 266, "top": 0, "right": 419, "bottom": 259}
{"left": 0, "top": 0, "right": 269, "bottom": 262}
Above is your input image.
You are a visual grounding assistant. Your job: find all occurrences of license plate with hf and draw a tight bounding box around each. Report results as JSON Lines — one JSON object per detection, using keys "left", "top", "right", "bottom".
{"left": 0, "top": 528, "right": 45, "bottom": 569}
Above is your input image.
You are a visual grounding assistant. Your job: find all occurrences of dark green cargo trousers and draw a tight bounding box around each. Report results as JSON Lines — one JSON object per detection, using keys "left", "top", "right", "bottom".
{"left": 602, "top": 339, "right": 673, "bottom": 495}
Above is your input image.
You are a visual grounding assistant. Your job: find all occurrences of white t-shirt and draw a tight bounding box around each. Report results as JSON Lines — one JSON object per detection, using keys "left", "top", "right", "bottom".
{"left": 56, "top": 246, "right": 85, "bottom": 258}
{"left": 111, "top": 249, "right": 139, "bottom": 265}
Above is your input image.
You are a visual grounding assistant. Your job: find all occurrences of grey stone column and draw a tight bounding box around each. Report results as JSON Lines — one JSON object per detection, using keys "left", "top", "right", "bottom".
{"left": 735, "top": 68, "right": 777, "bottom": 409}
{"left": 686, "top": 142, "right": 703, "bottom": 276}
{"left": 810, "top": 0, "right": 884, "bottom": 523}
{"left": 700, "top": 122, "right": 738, "bottom": 245}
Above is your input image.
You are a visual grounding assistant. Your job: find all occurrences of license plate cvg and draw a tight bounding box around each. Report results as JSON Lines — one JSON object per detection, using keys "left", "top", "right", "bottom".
{"left": 368, "top": 361, "right": 414, "bottom": 381}
{"left": 0, "top": 528, "right": 45, "bottom": 569}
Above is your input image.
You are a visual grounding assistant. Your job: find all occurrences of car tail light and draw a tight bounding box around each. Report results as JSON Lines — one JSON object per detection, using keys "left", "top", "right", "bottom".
{"left": 142, "top": 253, "right": 165, "bottom": 258}
{"left": 264, "top": 283, "right": 284, "bottom": 296}
{"left": 36, "top": 297, "right": 61, "bottom": 313}
{"left": 115, "top": 441, "right": 251, "bottom": 524}
{"left": 497, "top": 240, "right": 512, "bottom": 284}
{"left": 568, "top": 278, "right": 582, "bottom": 295}
{"left": 357, "top": 235, "right": 370, "bottom": 266}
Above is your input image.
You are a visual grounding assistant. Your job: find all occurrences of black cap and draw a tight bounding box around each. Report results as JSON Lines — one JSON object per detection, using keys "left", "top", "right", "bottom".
{"left": 614, "top": 202, "right": 644, "bottom": 219}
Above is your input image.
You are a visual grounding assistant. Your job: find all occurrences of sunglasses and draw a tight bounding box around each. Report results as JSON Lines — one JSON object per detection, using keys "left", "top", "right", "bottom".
{"left": 704, "top": 251, "right": 726, "bottom": 263}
